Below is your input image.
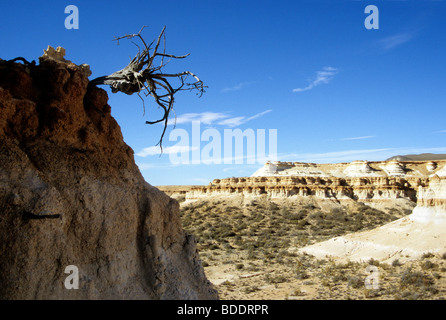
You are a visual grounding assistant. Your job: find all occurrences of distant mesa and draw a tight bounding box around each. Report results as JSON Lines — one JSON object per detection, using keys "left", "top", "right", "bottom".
{"left": 250, "top": 158, "right": 446, "bottom": 179}
{"left": 164, "top": 158, "right": 446, "bottom": 206}
{"left": 160, "top": 156, "right": 446, "bottom": 264}
{"left": 386, "top": 153, "right": 446, "bottom": 161}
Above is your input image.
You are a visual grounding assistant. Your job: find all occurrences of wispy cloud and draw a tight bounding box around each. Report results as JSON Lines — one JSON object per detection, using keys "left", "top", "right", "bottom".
{"left": 222, "top": 165, "right": 259, "bottom": 173}
{"left": 221, "top": 82, "right": 254, "bottom": 93}
{"left": 192, "top": 178, "right": 212, "bottom": 184}
{"left": 217, "top": 110, "right": 272, "bottom": 127}
{"left": 216, "top": 116, "right": 246, "bottom": 127}
{"left": 436, "top": 130, "right": 446, "bottom": 133}
{"left": 138, "top": 109, "right": 273, "bottom": 157}
{"left": 136, "top": 145, "right": 198, "bottom": 157}
{"left": 246, "top": 110, "right": 272, "bottom": 121}
{"left": 279, "top": 148, "right": 392, "bottom": 163}
{"left": 169, "top": 112, "right": 228, "bottom": 125}
{"left": 279, "top": 147, "right": 446, "bottom": 163}
{"left": 136, "top": 162, "right": 179, "bottom": 170}
{"left": 340, "top": 135, "right": 375, "bottom": 141}
{"left": 377, "top": 33, "right": 412, "bottom": 51}
{"left": 169, "top": 109, "right": 272, "bottom": 127}
{"left": 293, "top": 67, "right": 338, "bottom": 92}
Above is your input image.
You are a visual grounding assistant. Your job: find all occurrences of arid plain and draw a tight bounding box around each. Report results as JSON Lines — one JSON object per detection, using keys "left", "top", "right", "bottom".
{"left": 160, "top": 158, "right": 446, "bottom": 299}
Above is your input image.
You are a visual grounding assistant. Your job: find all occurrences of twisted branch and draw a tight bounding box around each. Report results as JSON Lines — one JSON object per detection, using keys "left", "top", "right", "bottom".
{"left": 90, "top": 26, "right": 206, "bottom": 150}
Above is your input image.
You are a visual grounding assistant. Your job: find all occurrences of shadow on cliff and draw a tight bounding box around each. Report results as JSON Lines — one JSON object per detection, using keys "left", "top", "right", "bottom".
{"left": 0, "top": 48, "right": 218, "bottom": 299}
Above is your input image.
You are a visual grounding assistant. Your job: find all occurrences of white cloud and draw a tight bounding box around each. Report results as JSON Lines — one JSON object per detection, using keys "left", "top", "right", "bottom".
{"left": 221, "top": 82, "right": 254, "bottom": 93}
{"left": 436, "top": 130, "right": 446, "bottom": 133}
{"left": 217, "top": 116, "right": 245, "bottom": 127}
{"left": 222, "top": 165, "right": 259, "bottom": 173}
{"left": 245, "top": 109, "right": 272, "bottom": 122}
{"left": 169, "top": 109, "right": 272, "bottom": 127}
{"left": 377, "top": 33, "right": 412, "bottom": 51}
{"left": 137, "top": 109, "right": 273, "bottom": 159}
{"left": 216, "top": 110, "right": 272, "bottom": 127}
{"left": 278, "top": 147, "right": 446, "bottom": 163}
{"left": 340, "top": 135, "right": 375, "bottom": 141}
{"left": 168, "top": 112, "right": 228, "bottom": 126}
{"left": 280, "top": 148, "right": 392, "bottom": 163}
{"left": 293, "top": 67, "right": 338, "bottom": 92}
{"left": 136, "top": 145, "right": 198, "bottom": 157}
{"left": 136, "top": 162, "right": 178, "bottom": 170}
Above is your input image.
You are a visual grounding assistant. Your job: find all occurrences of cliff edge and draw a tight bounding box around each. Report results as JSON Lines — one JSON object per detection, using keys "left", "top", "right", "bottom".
{"left": 0, "top": 47, "right": 218, "bottom": 299}
{"left": 299, "top": 172, "right": 446, "bottom": 263}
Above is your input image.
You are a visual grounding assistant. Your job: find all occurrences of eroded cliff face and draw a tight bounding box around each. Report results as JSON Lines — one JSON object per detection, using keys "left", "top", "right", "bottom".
{"left": 251, "top": 159, "right": 445, "bottom": 178}
{"left": 0, "top": 48, "right": 218, "bottom": 299}
{"left": 299, "top": 173, "right": 446, "bottom": 262}
{"left": 178, "top": 160, "right": 446, "bottom": 211}
{"left": 188, "top": 175, "right": 420, "bottom": 203}
{"left": 411, "top": 174, "right": 446, "bottom": 224}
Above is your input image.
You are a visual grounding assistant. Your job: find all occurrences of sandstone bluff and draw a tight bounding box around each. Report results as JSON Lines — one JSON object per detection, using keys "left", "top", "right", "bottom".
{"left": 0, "top": 47, "right": 218, "bottom": 299}
{"left": 163, "top": 160, "right": 446, "bottom": 208}
{"left": 161, "top": 159, "right": 446, "bottom": 263}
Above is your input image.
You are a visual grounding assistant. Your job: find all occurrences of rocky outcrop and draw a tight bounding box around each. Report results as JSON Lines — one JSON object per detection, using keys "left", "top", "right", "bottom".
{"left": 157, "top": 161, "right": 446, "bottom": 223}
{"left": 426, "top": 161, "right": 437, "bottom": 172}
{"left": 172, "top": 160, "right": 446, "bottom": 206}
{"left": 343, "top": 160, "right": 376, "bottom": 177}
{"left": 410, "top": 172, "right": 446, "bottom": 223}
{"left": 434, "top": 165, "right": 446, "bottom": 178}
{"left": 0, "top": 48, "right": 218, "bottom": 299}
{"left": 157, "top": 164, "right": 446, "bottom": 264}
{"left": 387, "top": 153, "right": 446, "bottom": 161}
{"left": 299, "top": 173, "right": 446, "bottom": 262}
{"left": 251, "top": 159, "right": 445, "bottom": 179}
{"left": 380, "top": 160, "right": 406, "bottom": 177}
{"left": 178, "top": 175, "right": 422, "bottom": 207}
{"left": 295, "top": 163, "right": 446, "bottom": 262}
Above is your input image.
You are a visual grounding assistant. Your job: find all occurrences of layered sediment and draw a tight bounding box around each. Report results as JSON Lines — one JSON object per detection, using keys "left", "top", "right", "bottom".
{"left": 410, "top": 174, "right": 446, "bottom": 223}
{"left": 299, "top": 172, "right": 446, "bottom": 262}
{"left": 288, "top": 162, "right": 446, "bottom": 262}
{"left": 161, "top": 160, "right": 446, "bottom": 263}
{"left": 186, "top": 175, "right": 421, "bottom": 203}
{"left": 168, "top": 160, "right": 446, "bottom": 209}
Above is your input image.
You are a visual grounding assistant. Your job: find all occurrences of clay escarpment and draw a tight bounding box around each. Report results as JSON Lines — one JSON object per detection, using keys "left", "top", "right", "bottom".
{"left": 0, "top": 48, "right": 218, "bottom": 299}
{"left": 176, "top": 160, "right": 446, "bottom": 205}
{"left": 183, "top": 175, "right": 422, "bottom": 205}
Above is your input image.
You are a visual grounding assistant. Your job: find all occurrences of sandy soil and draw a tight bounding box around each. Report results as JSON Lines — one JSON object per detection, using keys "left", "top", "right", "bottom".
{"left": 178, "top": 196, "right": 446, "bottom": 300}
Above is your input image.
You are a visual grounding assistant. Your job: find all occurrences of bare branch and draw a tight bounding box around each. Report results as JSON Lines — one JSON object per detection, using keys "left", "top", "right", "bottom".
{"left": 90, "top": 26, "right": 207, "bottom": 149}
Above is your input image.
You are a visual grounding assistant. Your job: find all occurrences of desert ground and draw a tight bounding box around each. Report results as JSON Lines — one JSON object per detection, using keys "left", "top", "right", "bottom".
{"left": 178, "top": 196, "right": 446, "bottom": 300}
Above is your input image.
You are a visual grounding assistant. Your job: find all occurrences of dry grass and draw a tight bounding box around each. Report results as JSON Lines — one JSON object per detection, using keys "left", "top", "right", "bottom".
{"left": 179, "top": 197, "right": 446, "bottom": 300}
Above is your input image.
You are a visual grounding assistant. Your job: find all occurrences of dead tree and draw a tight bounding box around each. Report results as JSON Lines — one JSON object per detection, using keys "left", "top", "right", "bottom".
{"left": 90, "top": 26, "right": 206, "bottom": 150}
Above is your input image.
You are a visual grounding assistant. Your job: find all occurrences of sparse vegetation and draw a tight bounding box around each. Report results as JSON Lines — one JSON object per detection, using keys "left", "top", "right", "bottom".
{"left": 179, "top": 197, "right": 446, "bottom": 300}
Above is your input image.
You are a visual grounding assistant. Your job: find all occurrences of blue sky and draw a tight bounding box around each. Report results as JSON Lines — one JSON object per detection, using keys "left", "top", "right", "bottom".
{"left": 1, "top": 0, "right": 446, "bottom": 185}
